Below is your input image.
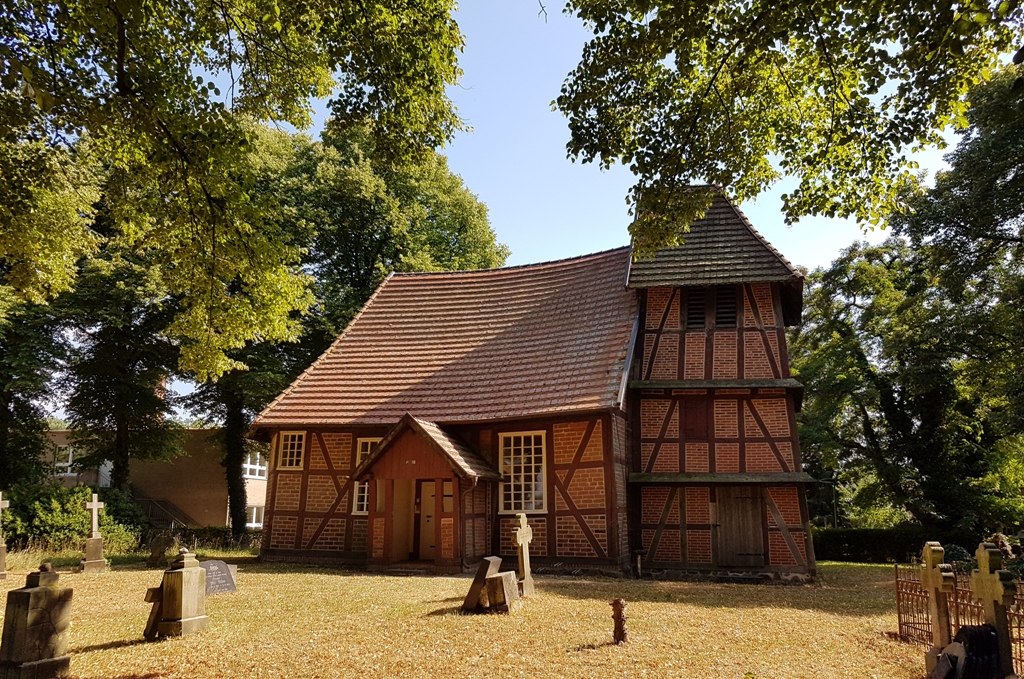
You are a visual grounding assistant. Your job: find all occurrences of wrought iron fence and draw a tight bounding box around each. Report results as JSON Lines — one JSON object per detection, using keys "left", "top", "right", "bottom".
{"left": 894, "top": 565, "right": 1024, "bottom": 674}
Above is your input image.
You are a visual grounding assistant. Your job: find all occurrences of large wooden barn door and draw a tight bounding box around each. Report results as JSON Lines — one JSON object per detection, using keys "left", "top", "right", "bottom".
{"left": 716, "top": 487, "right": 765, "bottom": 568}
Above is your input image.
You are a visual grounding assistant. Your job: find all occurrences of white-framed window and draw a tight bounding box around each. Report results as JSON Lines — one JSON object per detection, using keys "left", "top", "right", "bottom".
{"left": 242, "top": 450, "right": 268, "bottom": 479}
{"left": 54, "top": 445, "right": 77, "bottom": 477}
{"left": 277, "top": 431, "right": 305, "bottom": 469}
{"left": 499, "top": 432, "right": 546, "bottom": 513}
{"left": 245, "top": 505, "right": 265, "bottom": 528}
{"left": 352, "top": 438, "right": 381, "bottom": 515}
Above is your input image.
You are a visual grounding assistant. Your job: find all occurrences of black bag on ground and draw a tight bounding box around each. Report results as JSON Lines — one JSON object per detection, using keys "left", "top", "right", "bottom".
{"left": 930, "top": 625, "right": 1003, "bottom": 679}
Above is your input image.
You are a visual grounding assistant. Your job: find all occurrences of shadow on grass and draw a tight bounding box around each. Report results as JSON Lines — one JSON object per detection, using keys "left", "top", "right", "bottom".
{"left": 425, "top": 605, "right": 467, "bottom": 617}
{"left": 570, "top": 641, "right": 618, "bottom": 652}
{"left": 69, "top": 638, "right": 149, "bottom": 654}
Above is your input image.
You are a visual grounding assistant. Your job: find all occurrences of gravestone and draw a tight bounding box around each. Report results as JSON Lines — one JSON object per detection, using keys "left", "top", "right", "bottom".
{"left": 0, "top": 492, "right": 9, "bottom": 581}
{"left": 969, "top": 542, "right": 1017, "bottom": 678}
{"left": 921, "top": 542, "right": 955, "bottom": 672}
{"left": 484, "top": 571, "right": 521, "bottom": 614}
{"left": 144, "top": 549, "right": 209, "bottom": 641}
{"left": 199, "top": 560, "right": 237, "bottom": 595}
{"left": 80, "top": 494, "right": 106, "bottom": 574}
{"left": 514, "top": 513, "right": 534, "bottom": 597}
{"left": 611, "top": 598, "right": 629, "bottom": 644}
{"left": 147, "top": 534, "right": 178, "bottom": 567}
{"left": 0, "top": 563, "right": 73, "bottom": 679}
{"left": 462, "top": 557, "right": 502, "bottom": 612}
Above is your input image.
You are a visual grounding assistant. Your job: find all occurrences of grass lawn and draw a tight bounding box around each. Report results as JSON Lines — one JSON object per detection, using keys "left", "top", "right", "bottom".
{"left": 0, "top": 557, "right": 921, "bottom": 678}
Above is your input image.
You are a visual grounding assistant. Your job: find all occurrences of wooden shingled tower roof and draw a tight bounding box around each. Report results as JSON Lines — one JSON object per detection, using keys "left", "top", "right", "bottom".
{"left": 252, "top": 247, "right": 636, "bottom": 429}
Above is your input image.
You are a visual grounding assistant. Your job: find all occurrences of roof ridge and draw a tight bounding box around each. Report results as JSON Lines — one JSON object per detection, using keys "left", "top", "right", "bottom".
{"left": 722, "top": 195, "right": 801, "bottom": 278}
{"left": 251, "top": 272, "right": 396, "bottom": 427}
{"left": 391, "top": 245, "right": 630, "bottom": 277}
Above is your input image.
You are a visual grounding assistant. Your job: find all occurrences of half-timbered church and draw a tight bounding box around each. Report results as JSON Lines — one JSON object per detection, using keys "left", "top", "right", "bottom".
{"left": 249, "top": 191, "right": 816, "bottom": 580}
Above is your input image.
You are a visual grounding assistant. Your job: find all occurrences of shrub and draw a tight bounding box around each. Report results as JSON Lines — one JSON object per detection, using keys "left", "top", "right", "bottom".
{"left": 1, "top": 482, "right": 144, "bottom": 554}
{"left": 812, "top": 526, "right": 976, "bottom": 563}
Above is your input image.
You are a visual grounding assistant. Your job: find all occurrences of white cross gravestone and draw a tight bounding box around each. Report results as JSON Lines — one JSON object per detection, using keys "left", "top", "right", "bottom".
{"left": 0, "top": 491, "right": 9, "bottom": 580}
{"left": 514, "top": 513, "right": 534, "bottom": 597}
{"left": 80, "top": 493, "right": 107, "bottom": 573}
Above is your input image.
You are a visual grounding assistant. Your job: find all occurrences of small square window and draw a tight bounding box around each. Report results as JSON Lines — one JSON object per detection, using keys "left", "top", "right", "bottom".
{"left": 245, "top": 505, "right": 265, "bottom": 528}
{"left": 277, "top": 432, "right": 305, "bottom": 469}
{"left": 243, "top": 450, "right": 268, "bottom": 479}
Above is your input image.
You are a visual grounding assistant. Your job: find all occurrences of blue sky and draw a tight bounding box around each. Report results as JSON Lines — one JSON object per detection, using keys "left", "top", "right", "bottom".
{"left": 433, "top": 4, "right": 951, "bottom": 272}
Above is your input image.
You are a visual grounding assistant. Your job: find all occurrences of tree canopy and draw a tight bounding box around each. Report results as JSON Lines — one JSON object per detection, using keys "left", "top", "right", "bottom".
{"left": 0, "top": 1, "right": 464, "bottom": 379}
{"left": 557, "top": 1, "right": 1024, "bottom": 253}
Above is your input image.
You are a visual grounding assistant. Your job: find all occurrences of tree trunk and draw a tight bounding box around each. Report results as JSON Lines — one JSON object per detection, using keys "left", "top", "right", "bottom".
{"left": 111, "top": 420, "right": 131, "bottom": 490}
{"left": 223, "top": 392, "right": 248, "bottom": 539}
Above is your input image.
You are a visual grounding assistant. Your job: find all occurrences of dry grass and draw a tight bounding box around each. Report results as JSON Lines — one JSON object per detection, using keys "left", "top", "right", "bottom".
{"left": 0, "top": 559, "right": 921, "bottom": 679}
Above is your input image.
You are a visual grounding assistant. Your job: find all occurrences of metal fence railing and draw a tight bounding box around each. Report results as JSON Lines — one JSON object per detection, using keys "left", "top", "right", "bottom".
{"left": 895, "top": 565, "right": 1024, "bottom": 674}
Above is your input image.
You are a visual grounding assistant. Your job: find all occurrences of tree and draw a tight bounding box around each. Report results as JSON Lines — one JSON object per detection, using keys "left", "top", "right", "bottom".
{"left": 189, "top": 124, "right": 508, "bottom": 536}
{"left": 791, "top": 239, "right": 1023, "bottom": 534}
{"left": 62, "top": 251, "right": 183, "bottom": 491}
{"left": 556, "top": 2, "right": 1024, "bottom": 253}
{"left": 1, "top": 1, "right": 464, "bottom": 379}
{"left": 0, "top": 303, "right": 64, "bottom": 488}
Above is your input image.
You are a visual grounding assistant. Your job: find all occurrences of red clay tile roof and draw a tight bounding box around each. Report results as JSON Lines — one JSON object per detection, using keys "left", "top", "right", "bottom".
{"left": 353, "top": 415, "right": 501, "bottom": 482}
{"left": 252, "top": 247, "right": 636, "bottom": 428}
{"left": 626, "top": 191, "right": 803, "bottom": 288}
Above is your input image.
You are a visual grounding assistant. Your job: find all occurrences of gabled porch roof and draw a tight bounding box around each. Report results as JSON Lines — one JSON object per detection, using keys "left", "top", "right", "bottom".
{"left": 352, "top": 414, "right": 501, "bottom": 483}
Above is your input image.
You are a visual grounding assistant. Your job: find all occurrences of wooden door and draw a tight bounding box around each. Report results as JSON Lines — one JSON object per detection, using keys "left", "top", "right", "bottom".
{"left": 417, "top": 481, "right": 437, "bottom": 560}
{"left": 716, "top": 487, "right": 765, "bottom": 567}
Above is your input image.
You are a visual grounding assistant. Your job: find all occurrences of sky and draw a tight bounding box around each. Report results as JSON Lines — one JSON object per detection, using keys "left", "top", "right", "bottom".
{"left": 301, "top": 3, "right": 955, "bottom": 273}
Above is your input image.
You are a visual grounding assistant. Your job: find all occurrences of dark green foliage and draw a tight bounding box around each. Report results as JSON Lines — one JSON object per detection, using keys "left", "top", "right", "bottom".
{"left": 172, "top": 525, "right": 262, "bottom": 551}
{"left": 1, "top": 483, "right": 145, "bottom": 553}
{"left": 0, "top": 303, "right": 64, "bottom": 488}
{"left": 812, "top": 527, "right": 975, "bottom": 563}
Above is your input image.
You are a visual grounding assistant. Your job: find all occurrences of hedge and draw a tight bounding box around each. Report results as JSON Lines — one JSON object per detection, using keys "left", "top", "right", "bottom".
{"left": 812, "top": 526, "right": 976, "bottom": 563}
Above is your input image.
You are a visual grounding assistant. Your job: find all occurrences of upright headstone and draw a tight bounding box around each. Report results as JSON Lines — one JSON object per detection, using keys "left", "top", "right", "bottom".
{"left": 0, "top": 492, "right": 9, "bottom": 581}
{"left": 0, "top": 563, "right": 73, "bottom": 679}
{"left": 80, "top": 494, "right": 106, "bottom": 573}
{"left": 144, "top": 549, "right": 208, "bottom": 641}
{"left": 611, "top": 598, "right": 629, "bottom": 644}
{"left": 969, "top": 542, "right": 1017, "bottom": 678}
{"left": 147, "top": 534, "right": 178, "bottom": 567}
{"left": 199, "top": 560, "right": 237, "bottom": 595}
{"left": 484, "top": 571, "right": 522, "bottom": 614}
{"left": 462, "top": 556, "right": 502, "bottom": 612}
{"left": 921, "top": 542, "right": 955, "bottom": 672}
{"left": 514, "top": 513, "right": 535, "bottom": 597}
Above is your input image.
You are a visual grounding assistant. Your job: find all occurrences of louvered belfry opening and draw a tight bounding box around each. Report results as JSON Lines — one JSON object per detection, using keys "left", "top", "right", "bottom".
{"left": 685, "top": 287, "right": 706, "bottom": 328}
{"left": 714, "top": 285, "right": 738, "bottom": 327}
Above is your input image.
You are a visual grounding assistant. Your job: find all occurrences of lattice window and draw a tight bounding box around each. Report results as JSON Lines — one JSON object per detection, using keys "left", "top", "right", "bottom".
{"left": 245, "top": 505, "right": 265, "bottom": 528}
{"left": 277, "top": 432, "right": 305, "bottom": 469}
{"left": 685, "top": 287, "right": 706, "bottom": 329}
{"left": 499, "top": 432, "right": 546, "bottom": 513}
{"left": 715, "top": 285, "right": 738, "bottom": 327}
{"left": 54, "top": 445, "right": 76, "bottom": 477}
{"left": 352, "top": 438, "right": 381, "bottom": 514}
{"left": 242, "top": 450, "right": 268, "bottom": 479}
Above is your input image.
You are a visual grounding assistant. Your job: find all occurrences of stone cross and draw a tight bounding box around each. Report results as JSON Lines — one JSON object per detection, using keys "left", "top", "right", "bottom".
{"left": 514, "top": 513, "right": 534, "bottom": 597}
{"left": 86, "top": 493, "right": 104, "bottom": 539}
{"left": 921, "top": 542, "right": 955, "bottom": 671}
{"left": 970, "top": 541, "right": 1017, "bottom": 677}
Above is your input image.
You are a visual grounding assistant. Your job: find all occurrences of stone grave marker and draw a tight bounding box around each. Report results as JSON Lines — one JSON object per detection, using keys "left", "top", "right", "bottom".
{"left": 921, "top": 541, "right": 955, "bottom": 672}
{"left": 147, "top": 534, "right": 178, "bottom": 567}
{"left": 484, "top": 571, "right": 522, "bottom": 614}
{"left": 0, "top": 563, "right": 73, "bottom": 678}
{"left": 80, "top": 493, "right": 106, "bottom": 573}
{"left": 969, "top": 541, "right": 1017, "bottom": 677}
{"left": 462, "top": 556, "right": 501, "bottom": 612}
{"left": 0, "top": 492, "right": 9, "bottom": 581}
{"left": 200, "top": 560, "right": 237, "bottom": 595}
{"left": 611, "top": 598, "right": 629, "bottom": 644}
{"left": 514, "top": 513, "right": 534, "bottom": 597}
{"left": 144, "top": 548, "right": 209, "bottom": 641}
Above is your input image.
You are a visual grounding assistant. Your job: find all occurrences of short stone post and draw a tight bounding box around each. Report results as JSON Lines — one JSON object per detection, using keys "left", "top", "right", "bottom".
{"left": 970, "top": 542, "right": 1017, "bottom": 678}
{"left": 80, "top": 494, "right": 106, "bottom": 573}
{"left": 514, "top": 513, "right": 535, "bottom": 597}
{"left": 0, "top": 563, "right": 73, "bottom": 678}
{"left": 0, "top": 492, "right": 9, "bottom": 581}
{"left": 921, "top": 542, "right": 955, "bottom": 672}
{"left": 611, "top": 598, "right": 628, "bottom": 644}
{"left": 143, "top": 549, "right": 209, "bottom": 641}
{"left": 484, "top": 571, "right": 522, "bottom": 614}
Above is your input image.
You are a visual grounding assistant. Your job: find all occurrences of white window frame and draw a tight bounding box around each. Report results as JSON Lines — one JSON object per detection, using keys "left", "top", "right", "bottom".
{"left": 245, "top": 505, "right": 265, "bottom": 528}
{"left": 242, "top": 449, "right": 268, "bottom": 479}
{"left": 498, "top": 431, "right": 547, "bottom": 514}
{"left": 276, "top": 431, "right": 306, "bottom": 470}
{"left": 54, "top": 445, "right": 76, "bottom": 477}
{"left": 352, "top": 438, "right": 381, "bottom": 515}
